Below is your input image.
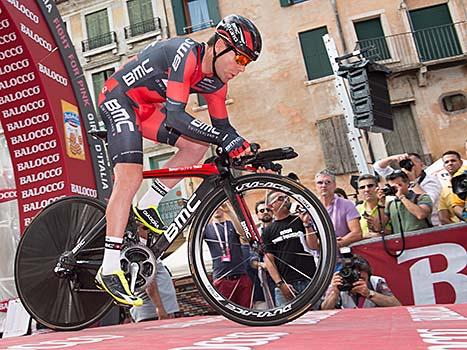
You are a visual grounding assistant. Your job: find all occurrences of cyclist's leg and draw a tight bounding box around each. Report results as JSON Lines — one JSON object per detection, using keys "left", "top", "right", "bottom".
{"left": 134, "top": 106, "right": 209, "bottom": 231}
{"left": 97, "top": 84, "right": 143, "bottom": 306}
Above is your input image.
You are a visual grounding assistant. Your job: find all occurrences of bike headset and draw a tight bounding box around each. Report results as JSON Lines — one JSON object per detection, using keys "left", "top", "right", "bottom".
{"left": 211, "top": 14, "right": 262, "bottom": 78}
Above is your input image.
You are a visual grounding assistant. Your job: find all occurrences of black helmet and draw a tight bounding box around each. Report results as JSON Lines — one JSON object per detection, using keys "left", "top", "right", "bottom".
{"left": 215, "top": 14, "right": 262, "bottom": 61}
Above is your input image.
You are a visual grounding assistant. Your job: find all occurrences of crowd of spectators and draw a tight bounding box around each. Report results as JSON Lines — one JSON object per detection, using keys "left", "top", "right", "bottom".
{"left": 321, "top": 140, "right": 467, "bottom": 239}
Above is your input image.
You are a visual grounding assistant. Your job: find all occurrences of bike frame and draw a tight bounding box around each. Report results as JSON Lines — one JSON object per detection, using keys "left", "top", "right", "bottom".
{"left": 71, "top": 161, "right": 261, "bottom": 262}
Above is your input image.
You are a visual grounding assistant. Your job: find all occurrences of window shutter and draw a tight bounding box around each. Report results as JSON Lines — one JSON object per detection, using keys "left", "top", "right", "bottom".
{"left": 172, "top": 0, "right": 187, "bottom": 35}
{"left": 354, "top": 18, "right": 390, "bottom": 60}
{"left": 127, "top": 0, "right": 142, "bottom": 25}
{"left": 279, "top": 0, "right": 292, "bottom": 7}
{"left": 299, "top": 26, "right": 333, "bottom": 80}
{"left": 206, "top": 0, "right": 220, "bottom": 27}
{"left": 140, "top": 0, "right": 154, "bottom": 22}
{"left": 317, "top": 116, "right": 357, "bottom": 175}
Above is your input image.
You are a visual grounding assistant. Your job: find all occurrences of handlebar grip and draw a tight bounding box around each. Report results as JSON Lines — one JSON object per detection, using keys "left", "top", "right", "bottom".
{"left": 255, "top": 147, "right": 298, "bottom": 163}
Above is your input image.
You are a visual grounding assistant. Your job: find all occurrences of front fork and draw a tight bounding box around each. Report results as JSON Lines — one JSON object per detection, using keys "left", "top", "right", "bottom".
{"left": 222, "top": 177, "right": 263, "bottom": 248}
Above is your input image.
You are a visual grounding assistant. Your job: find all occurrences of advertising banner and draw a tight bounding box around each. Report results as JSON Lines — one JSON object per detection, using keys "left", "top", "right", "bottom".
{"left": 352, "top": 224, "right": 467, "bottom": 306}
{"left": 0, "top": 0, "right": 112, "bottom": 232}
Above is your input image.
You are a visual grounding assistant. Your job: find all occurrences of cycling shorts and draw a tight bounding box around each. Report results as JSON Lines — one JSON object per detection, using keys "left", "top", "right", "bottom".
{"left": 98, "top": 82, "right": 180, "bottom": 166}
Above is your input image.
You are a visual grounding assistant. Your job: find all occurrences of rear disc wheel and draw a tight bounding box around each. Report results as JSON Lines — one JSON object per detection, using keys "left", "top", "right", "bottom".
{"left": 15, "top": 196, "right": 113, "bottom": 331}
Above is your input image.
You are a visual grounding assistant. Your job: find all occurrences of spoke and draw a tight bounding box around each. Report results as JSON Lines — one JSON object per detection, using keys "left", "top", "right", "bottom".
{"left": 269, "top": 252, "right": 314, "bottom": 283}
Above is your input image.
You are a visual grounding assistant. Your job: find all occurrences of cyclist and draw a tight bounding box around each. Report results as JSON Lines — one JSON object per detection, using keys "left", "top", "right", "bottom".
{"left": 95, "top": 14, "right": 262, "bottom": 306}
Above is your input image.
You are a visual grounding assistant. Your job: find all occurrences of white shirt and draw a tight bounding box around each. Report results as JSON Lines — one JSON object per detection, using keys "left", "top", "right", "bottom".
{"left": 373, "top": 162, "right": 442, "bottom": 225}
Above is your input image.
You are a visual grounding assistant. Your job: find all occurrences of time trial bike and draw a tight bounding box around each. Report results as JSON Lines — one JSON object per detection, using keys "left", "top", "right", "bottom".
{"left": 15, "top": 140, "right": 336, "bottom": 330}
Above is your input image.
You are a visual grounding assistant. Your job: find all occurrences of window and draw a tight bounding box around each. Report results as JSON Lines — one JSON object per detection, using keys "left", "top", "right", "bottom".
{"left": 91, "top": 68, "right": 115, "bottom": 105}
{"left": 148, "top": 153, "right": 186, "bottom": 224}
{"left": 409, "top": 4, "right": 462, "bottom": 61}
{"left": 299, "top": 27, "right": 333, "bottom": 81}
{"left": 441, "top": 93, "right": 466, "bottom": 114}
{"left": 382, "top": 104, "right": 425, "bottom": 160}
{"left": 354, "top": 17, "right": 391, "bottom": 61}
{"left": 172, "top": 0, "right": 220, "bottom": 35}
{"left": 126, "top": 0, "right": 158, "bottom": 38}
{"left": 280, "top": 0, "right": 309, "bottom": 6}
{"left": 317, "top": 116, "right": 357, "bottom": 175}
{"left": 84, "top": 9, "right": 113, "bottom": 50}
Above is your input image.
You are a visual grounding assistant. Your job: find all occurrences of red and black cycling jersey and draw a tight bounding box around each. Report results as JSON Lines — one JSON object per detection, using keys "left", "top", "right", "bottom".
{"left": 98, "top": 37, "right": 248, "bottom": 164}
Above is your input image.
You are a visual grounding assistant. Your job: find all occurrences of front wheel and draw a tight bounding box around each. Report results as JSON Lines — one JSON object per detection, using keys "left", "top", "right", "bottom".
{"left": 188, "top": 173, "right": 336, "bottom": 326}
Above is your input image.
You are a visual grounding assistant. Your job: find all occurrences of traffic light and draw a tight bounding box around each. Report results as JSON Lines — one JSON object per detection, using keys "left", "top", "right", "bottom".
{"left": 340, "top": 61, "right": 393, "bottom": 133}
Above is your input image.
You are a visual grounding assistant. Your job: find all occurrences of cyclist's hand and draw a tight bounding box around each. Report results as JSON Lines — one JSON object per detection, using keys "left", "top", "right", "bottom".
{"left": 257, "top": 167, "right": 276, "bottom": 174}
{"left": 222, "top": 133, "right": 250, "bottom": 158}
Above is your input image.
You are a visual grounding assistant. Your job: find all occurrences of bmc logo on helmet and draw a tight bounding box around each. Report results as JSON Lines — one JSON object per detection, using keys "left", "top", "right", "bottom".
{"left": 226, "top": 23, "right": 244, "bottom": 45}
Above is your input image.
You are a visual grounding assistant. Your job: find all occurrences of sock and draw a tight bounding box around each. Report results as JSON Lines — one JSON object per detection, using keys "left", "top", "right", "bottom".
{"left": 102, "top": 236, "right": 123, "bottom": 274}
{"left": 138, "top": 179, "right": 172, "bottom": 209}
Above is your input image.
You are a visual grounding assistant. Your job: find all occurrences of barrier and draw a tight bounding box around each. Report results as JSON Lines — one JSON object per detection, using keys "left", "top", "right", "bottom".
{"left": 352, "top": 223, "right": 467, "bottom": 305}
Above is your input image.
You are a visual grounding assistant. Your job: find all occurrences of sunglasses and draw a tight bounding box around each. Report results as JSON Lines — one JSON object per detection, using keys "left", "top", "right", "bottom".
{"left": 233, "top": 52, "right": 252, "bottom": 66}
{"left": 223, "top": 41, "right": 252, "bottom": 66}
{"left": 316, "top": 180, "right": 332, "bottom": 185}
{"left": 258, "top": 208, "right": 272, "bottom": 213}
{"left": 358, "top": 183, "right": 376, "bottom": 190}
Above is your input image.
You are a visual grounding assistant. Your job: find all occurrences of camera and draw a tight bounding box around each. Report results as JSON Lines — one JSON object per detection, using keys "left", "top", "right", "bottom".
{"left": 382, "top": 184, "right": 397, "bottom": 196}
{"left": 338, "top": 248, "right": 361, "bottom": 292}
{"left": 399, "top": 159, "right": 414, "bottom": 172}
{"left": 290, "top": 202, "right": 306, "bottom": 215}
{"left": 451, "top": 170, "right": 467, "bottom": 200}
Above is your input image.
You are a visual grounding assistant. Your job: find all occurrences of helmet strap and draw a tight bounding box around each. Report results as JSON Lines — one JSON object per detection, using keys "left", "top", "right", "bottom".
{"left": 211, "top": 36, "right": 234, "bottom": 79}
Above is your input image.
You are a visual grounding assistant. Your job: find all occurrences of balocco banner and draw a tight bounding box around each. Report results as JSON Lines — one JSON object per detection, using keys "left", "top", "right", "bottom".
{"left": 0, "top": 0, "right": 112, "bottom": 232}
{"left": 352, "top": 224, "right": 467, "bottom": 306}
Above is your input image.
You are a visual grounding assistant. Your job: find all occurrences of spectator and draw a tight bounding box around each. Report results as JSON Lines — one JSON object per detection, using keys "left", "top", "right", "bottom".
{"left": 250, "top": 200, "right": 275, "bottom": 309}
{"left": 321, "top": 255, "right": 401, "bottom": 309}
{"left": 315, "top": 170, "right": 362, "bottom": 248}
{"left": 373, "top": 153, "right": 441, "bottom": 226}
{"left": 355, "top": 174, "right": 387, "bottom": 238}
{"left": 131, "top": 225, "right": 179, "bottom": 322}
{"left": 381, "top": 171, "right": 433, "bottom": 234}
{"left": 439, "top": 151, "right": 464, "bottom": 224}
{"left": 334, "top": 188, "right": 348, "bottom": 199}
{"left": 451, "top": 139, "right": 467, "bottom": 222}
{"left": 204, "top": 204, "right": 253, "bottom": 307}
{"left": 262, "top": 191, "right": 318, "bottom": 306}
{"left": 130, "top": 260, "right": 180, "bottom": 322}
{"left": 451, "top": 167, "right": 467, "bottom": 222}
{"left": 255, "top": 200, "right": 273, "bottom": 233}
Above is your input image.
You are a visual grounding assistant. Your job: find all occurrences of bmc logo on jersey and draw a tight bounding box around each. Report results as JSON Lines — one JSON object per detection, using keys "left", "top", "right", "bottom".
{"left": 122, "top": 58, "right": 154, "bottom": 87}
{"left": 172, "top": 38, "right": 195, "bottom": 72}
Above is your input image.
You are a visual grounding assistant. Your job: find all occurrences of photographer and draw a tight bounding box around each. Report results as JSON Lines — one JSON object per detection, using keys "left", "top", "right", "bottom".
{"left": 380, "top": 171, "right": 433, "bottom": 234}
{"left": 355, "top": 174, "right": 389, "bottom": 237}
{"left": 321, "top": 254, "right": 401, "bottom": 309}
{"left": 451, "top": 167, "right": 467, "bottom": 222}
{"left": 373, "top": 153, "right": 441, "bottom": 225}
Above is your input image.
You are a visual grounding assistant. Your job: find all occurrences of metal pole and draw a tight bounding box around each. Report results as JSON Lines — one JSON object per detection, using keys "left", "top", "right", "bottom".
{"left": 323, "top": 34, "right": 371, "bottom": 175}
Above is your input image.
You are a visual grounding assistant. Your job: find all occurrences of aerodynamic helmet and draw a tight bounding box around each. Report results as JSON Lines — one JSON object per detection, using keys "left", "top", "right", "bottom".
{"left": 215, "top": 14, "right": 262, "bottom": 61}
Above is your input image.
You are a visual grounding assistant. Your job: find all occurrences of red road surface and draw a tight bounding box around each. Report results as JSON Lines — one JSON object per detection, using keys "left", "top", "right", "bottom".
{"left": 1, "top": 304, "right": 466, "bottom": 349}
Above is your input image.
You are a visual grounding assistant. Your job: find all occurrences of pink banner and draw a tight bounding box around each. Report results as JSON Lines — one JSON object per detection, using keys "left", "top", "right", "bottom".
{"left": 352, "top": 224, "right": 467, "bottom": 305}
{"left": 0, "top": 1, "right": 98, "bottom": 232}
